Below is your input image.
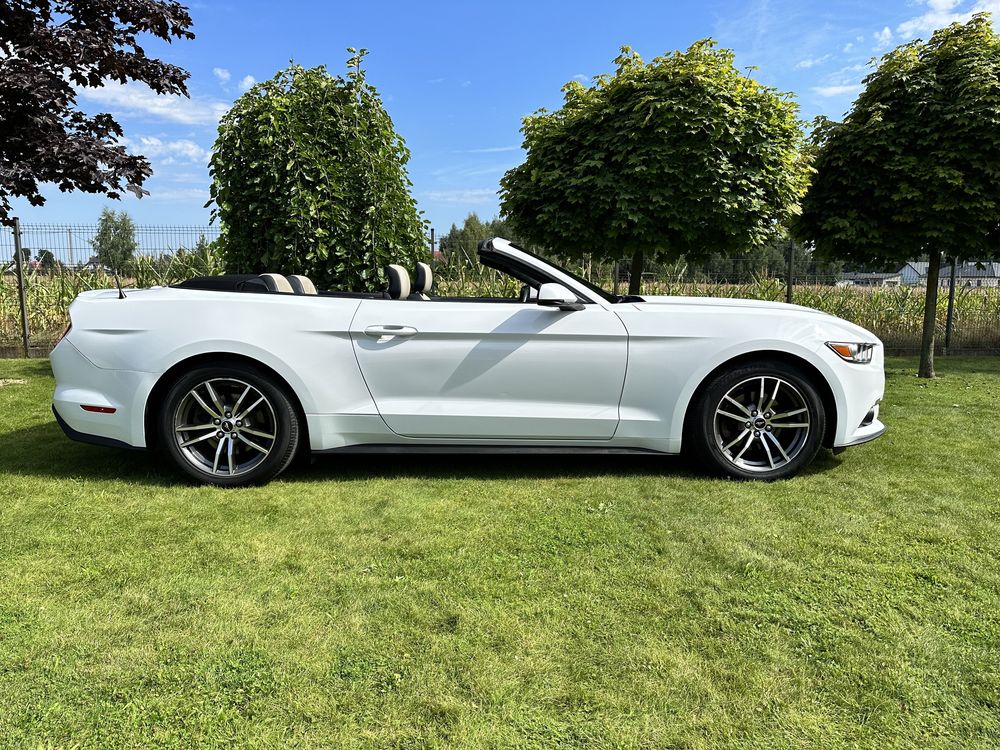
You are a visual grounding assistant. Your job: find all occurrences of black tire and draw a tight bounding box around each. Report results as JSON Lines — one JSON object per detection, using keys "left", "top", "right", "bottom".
{"left": 158, "top": 362, "right": 300, "bottom": 487}
{"left": 689, "top": 359, "right": 825, "bottom": 480}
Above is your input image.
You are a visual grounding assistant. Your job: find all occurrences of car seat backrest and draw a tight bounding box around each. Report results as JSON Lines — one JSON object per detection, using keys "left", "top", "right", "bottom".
{"left": 288, "top": 275, "right": 318, "bottom": 295}
{"left": 409, "top": 262, "right": 432, "bottom": 300}
{"left": 258, "top": 273, "right": 294, "bottom": 294}
{"left": 386, "top": 264, "right": 410, "bottom": 300}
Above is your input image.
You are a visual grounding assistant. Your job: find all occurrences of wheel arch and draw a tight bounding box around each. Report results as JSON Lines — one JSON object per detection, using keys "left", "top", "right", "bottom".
{"left": 681, "top": 350, "right": 838, "bottom": 450}
{"left": 143, "top": 352, "right": 309, "bottom": 451}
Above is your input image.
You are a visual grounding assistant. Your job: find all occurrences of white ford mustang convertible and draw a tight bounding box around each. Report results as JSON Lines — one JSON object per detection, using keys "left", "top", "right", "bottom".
{"left": 51, "top": 238, "right": 885, "bottom": 486}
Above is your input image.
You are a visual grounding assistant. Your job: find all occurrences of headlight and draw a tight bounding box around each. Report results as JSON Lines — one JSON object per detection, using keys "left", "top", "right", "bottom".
{"left": 826, "top": 341, "right": 875, "bottom": 364}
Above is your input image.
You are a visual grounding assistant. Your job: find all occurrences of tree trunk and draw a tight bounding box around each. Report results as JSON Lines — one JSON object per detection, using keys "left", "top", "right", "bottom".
{"left": 918, "top": 249, "right": 942, "bottom": 379}
{"left": 628, "top": 249, "right": 644, "bottom": 296}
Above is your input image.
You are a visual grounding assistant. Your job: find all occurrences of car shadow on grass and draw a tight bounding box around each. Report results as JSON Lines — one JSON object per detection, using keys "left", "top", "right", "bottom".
{"left": 1, "top": 418, "right": 845, "bottom": 486}
{"left": 0, "top": 420, "right": 177, "bottom": 486}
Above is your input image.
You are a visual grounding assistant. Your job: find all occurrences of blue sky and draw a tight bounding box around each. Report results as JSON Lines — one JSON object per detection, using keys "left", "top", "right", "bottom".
{"left": 10, "top": 0, "right": 1000, "bottom": 232}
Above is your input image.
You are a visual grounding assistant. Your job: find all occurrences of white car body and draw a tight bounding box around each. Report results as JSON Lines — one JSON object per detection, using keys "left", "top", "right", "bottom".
{"left": 51, "top": 239, "right": 885, "bottom": 462}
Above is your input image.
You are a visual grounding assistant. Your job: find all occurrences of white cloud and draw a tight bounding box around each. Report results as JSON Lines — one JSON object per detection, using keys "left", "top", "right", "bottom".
{"left": 427, "top": 77, "right": 446, "bottom": 84}
{"left": 842, "top": 42, "right": 854, "bottom": 52}
{"left": 212, "top": 67, "right": 231, "bottom": 84}
{"left": 896, "top": 0, "right": 1000, "bottom": 39}
{"left": 421, "top": 189, "right": 496, "bottom": 204}
{"left": 795, "top": 54, "right": 832, "bottom": 69}
{"left": 78, "top": 81, "right": 228, "bottom": 125}
{"left": 238, "top": 75, "right": 256, "bottom": 92}
{"left": 572, "top": 73, "right": 589, "bottom": 83}
{"left": 813, "top": 84, "right": 863, "bottom": 97}
{"left": 461, "top": 80, "right": 471, "bottom": 87}
{"left": 123, "top": 136, "right": 209, "bottom": 164}
{"left": 873, "top": 25, "right": 894, "bottom": 50}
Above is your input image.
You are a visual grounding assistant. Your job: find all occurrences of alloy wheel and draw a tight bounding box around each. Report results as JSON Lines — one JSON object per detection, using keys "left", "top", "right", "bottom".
{"left": 712, "top": 375, "right": 811, "bottom": 473}
{"left": 172, "top": 377, "right": 278, "bottom": 477}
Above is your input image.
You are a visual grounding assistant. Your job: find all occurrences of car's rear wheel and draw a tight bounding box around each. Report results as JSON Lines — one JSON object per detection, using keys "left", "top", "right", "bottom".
{"left": 159, "top": 363, "right": 300, "bottom": 486}
{"left": 690, "top": 360, "right": 825, "bottom": 480}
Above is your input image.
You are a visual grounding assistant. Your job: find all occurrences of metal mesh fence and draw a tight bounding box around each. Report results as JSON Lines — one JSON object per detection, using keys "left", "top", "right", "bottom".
{"left": 2, "top": 224, "right": 999, "bottom": 354}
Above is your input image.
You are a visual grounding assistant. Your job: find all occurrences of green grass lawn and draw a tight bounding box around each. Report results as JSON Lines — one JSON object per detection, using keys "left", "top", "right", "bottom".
{"left": 1, "top": 357, "right": 998, "bottom": 749}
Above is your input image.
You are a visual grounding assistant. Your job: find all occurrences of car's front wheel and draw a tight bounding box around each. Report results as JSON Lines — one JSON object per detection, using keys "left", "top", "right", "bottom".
{"left": 690, "top": 360, "right": 826, "bottom": 480}
{"left": 159, "top": 363, "right": 300, "bottom": 486}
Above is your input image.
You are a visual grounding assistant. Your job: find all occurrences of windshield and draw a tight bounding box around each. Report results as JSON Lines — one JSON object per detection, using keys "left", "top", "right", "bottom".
{"left": 507, "top": 242, "right": 636, "bottom": 303}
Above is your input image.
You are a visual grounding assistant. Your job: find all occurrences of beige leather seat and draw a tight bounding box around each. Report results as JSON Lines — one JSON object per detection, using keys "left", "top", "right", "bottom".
{"left": 410, "top": 262, "right": 432, "bottom": 300}
{"left": 385, "top": 265, "right": 410, "bottom": 299}
{"left": 258, "top": 273, "right": 294, "bottom": 293}
{"left": 288, "top": 275, "right": 318, "bottom": 295}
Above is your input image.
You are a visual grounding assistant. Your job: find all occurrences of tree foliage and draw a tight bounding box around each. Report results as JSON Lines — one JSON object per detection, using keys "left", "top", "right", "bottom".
{"left": 90, "top": 207, "right": 137, "bottom": 272}
{"left": 438, "top": 213, "right": 522, "bottom": 260}
{"left": 209, "top": 51, "right": 427, "bottom": 291}
{"left": 500, "top": 42, "right": 810, "bottom": 294}
{"left": 792, "top": 14, "right": 1000, "bottom": 377}
{"left": 0, "top": 0, "right": 194, "bottom": 224}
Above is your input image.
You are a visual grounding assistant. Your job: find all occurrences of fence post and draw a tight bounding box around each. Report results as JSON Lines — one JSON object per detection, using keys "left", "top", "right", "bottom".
{"left": 12, "top": 218, "right": 31, "bottom": 358}
{"left": 943, "top": 255, "right": 958, "bottom": 355}
{"left": 785, "top": 239, "right": 794, "bottom": 304}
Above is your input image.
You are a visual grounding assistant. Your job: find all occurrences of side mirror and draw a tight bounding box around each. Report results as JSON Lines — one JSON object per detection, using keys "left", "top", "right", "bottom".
{"left": 537, "top": 282, "right": 584, "bottom": 311}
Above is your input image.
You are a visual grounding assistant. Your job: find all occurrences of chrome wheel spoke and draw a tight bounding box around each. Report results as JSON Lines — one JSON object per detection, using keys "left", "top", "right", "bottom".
{"left": 232, "top": 385, "right": 251, "bottom": 418}
{"left": 227, "top": 436, "right": 235, "bottom": 475}
{"left": 771, "top": 422, "right": 808, "bottom": 429}
{"left": 175, "top": 423, "right": 215, "bottom": 433}
{"left": 236, "top": 433, "right": 269, "bottom": 454}
{"left": 760, "top": 433, "right": 776, "bottom": 468}
{"left": 190, "top": 390, "right": 220, "bottom": 419}
{"left": 734, "top": 431, "right": 756, "bottom": 460}
{"left": 765, "top": 431, "right": 791, "bottom": 463}
{"left": 205, "top": 381, "right": 226, "bottom": 417}
{"left": 240, "top": 427, "right": 275, "bottom": 440}
{"left": 723, "top": 428, "right": 750, "bottom": 451}
{"left": 212, "top": 436, "right": 226, "bottom": 474}
{"left": 180, "top": 431, "right": 217, "bottom": 448}
{"left": 771, "top": 407, "right": 807, "bottom": 420}
{"left": 716, "top": 409, "right": 748, "bottom": 422}
{"left": 723, "top": 394, "right": 751, "bottom": 415}
{"left": 765, "top": 379, "right": 781, "bottom": 413}
{"left": 236, "top": 396, "right": 265, "bottom": 422}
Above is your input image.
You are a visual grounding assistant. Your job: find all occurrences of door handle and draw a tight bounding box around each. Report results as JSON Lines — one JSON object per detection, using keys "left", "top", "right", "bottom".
{"left": 364, "top": 325, "right": 418, "bottom": 339}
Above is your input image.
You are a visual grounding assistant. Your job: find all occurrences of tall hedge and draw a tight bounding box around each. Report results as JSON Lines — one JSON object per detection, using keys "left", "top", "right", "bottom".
{"left": 208, "top": 50, "right": 427, "bottom": 291}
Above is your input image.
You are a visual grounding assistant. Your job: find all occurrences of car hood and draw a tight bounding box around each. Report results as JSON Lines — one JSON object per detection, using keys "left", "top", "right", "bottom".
{"left": 636, "top": 295, "right": 825, "bottom": 315}
{"left": 632, "top": 295, "right": 880, "bottom": 343}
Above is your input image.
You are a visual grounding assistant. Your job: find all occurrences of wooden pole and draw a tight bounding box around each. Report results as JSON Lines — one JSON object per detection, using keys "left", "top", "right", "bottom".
{"left": 12, "top": 218, "right": 30, "bottom": 358}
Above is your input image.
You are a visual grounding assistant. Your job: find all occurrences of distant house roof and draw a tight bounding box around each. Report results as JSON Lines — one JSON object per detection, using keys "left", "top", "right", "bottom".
{"left": 842, "top": 272, "right": 901, "bottom": 281}
{"left": 900, "top": 260, "right": 1000, "bottom": 278}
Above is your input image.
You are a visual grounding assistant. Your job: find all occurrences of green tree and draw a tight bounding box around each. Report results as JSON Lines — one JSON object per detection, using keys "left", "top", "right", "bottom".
{"left": 500, "top": 42, "right": 810, "bottom": 296}
{"left": 0, "top": 1, "right": 194, "bottom": 224}
{"left": 438, "top": 213, "right": 522, "bottom": 261}
{"left": 90, "top": 207, "right": 137, "bottom": 272}
{"left": 792, "top": 14, "right": 1000, "bottom": 378}
{"left": 36, "top": 249, "right": 57, "bottom": 273}
{"left": 209, "top": 51, "right": 427, "bottom": 291}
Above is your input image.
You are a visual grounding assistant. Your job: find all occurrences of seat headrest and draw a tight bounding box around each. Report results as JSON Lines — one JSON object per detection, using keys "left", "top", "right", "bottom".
{"left": 386, "top": 264, "right": 410, "bottom": 300}
{"left": 288, "top": 275, "right": 318, "bottom": 295}
{"left": 258, "top": 273, "right": 294, "bottom": 293}
{"left": 414, "top": 262, "right": 432, "bottom": 294}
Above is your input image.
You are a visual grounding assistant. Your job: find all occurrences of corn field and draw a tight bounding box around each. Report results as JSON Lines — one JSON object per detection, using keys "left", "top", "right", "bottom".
{"left": 2, "top": 224, "right": 999, "bottom": 353}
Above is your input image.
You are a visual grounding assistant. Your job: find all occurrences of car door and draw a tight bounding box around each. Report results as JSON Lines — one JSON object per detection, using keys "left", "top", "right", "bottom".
{"left": 349, "top": 299, "right": 628, "bottom": 440}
